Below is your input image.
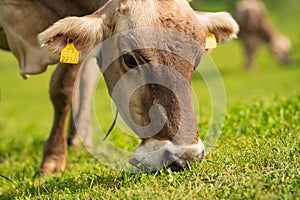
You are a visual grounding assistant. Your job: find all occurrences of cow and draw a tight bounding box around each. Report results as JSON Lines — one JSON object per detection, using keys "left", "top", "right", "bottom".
{"left": 0, "top": 0, "right": 108, "bottom": 173}
{"left": 235, "top": 0, "right": 292, "bottom": 70}
{"left": 39, "top": 0, "right": 239, "bottom": 172}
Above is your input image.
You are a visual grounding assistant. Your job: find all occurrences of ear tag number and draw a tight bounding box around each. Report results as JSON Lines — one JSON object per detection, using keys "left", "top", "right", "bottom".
{"left": 60, "top": 38, "right": 79, "bottom": 64}
{"left": 205, "top": 33, "right": 217, "bottom": 50}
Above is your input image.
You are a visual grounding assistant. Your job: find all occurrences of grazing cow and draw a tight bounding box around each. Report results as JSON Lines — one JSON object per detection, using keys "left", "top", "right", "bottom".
{"left": 0, "top": 0, "right": 108, "bottom": 173}
{"left": 235, "top": 0, "right": 292, "bottom": 70}
{"left": 39, "top": 0, "right": 239, "bottom": 172}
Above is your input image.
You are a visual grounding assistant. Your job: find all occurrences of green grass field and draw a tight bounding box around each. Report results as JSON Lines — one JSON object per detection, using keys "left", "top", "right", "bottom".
{"left": 0, "top": 1, "right": 300, "bottom": 199}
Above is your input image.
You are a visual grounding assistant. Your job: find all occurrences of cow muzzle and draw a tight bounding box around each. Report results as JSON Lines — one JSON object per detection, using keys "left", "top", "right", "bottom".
{"left": 129, "top": 138, "right": 205, "bottom": 172}
{"left": 165, "top": 150, "right": 205, "bottom": 172}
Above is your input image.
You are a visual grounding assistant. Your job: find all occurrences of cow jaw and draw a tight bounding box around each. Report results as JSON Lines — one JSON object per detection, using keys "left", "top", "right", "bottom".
{"left": 130, "top": 138, "right": 205, "bottom": 171}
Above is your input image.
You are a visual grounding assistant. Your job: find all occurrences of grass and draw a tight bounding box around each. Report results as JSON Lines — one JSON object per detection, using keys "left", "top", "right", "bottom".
{"left": 0, "top": 0, "right": 300, "bottom": 199}
{"left": 0, "top": 95, "right": 299, "bottom": 199}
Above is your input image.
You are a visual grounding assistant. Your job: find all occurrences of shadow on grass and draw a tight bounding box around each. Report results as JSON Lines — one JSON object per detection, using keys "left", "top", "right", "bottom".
{"left": 1, "top": 173, "right": 120, "bottom": 198}
{"left": 0, "top": 165, "right": 162, "bottom": 199}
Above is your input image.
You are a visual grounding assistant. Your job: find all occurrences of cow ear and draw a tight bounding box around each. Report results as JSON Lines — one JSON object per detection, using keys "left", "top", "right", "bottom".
{"left": 194, "top": 11, "right": 239, "bottom": 44}
{"left": 38, "top": 16, "right": 105, "bottom": 58}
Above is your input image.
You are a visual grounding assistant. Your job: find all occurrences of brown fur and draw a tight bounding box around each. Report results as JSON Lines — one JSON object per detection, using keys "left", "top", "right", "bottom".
{"left": 0, "top": 0, "right": 109, "bottom": 173}
{"left": 1, "top": 0, "right": 239, "bottom": 173}
{"left": 235, "top": 0, "right": 292, "bottom": 69}
{"left": 40, "top": 0, "right": 238, "bottom": 171}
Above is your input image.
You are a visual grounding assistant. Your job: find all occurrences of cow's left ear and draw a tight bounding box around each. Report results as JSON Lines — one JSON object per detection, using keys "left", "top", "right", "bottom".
{"left": 38, "top": 15, "right": 105, "bottom": 58}
{"left": 194, "top": 11, "right": 239, "bottom": 44}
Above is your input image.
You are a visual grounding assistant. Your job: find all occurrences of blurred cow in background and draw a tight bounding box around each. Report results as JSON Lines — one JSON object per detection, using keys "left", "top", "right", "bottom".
{"left": 235, "top": 0, "right": 292, "bottom": 70}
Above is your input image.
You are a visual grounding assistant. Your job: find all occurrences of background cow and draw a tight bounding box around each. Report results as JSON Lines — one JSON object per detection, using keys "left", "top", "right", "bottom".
{"left": 39, "top": 0, "right": 238, "bottom": 172}
{"left": 235, "top": 0, "right": 292, "bottom": 70}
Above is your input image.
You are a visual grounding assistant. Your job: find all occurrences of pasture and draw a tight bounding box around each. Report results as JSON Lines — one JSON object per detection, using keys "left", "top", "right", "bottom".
{"left": 0, "top": 0, "right": 299, "bottom": 199}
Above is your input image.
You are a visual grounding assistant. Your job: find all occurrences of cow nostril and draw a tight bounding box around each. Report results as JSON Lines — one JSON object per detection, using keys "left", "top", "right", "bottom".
{"left": 283, "top": 57, "right": 293, "bottom": 66}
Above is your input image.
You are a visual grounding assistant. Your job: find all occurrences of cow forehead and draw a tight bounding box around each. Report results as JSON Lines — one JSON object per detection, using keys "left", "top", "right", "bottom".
{"left": 116, "top": 0, "right": 157, "bottom": 32}
{"left": 113, "top": 0, "right": 205, "bottom": 61}
{"left": 116, "top": 0, "right": 198, "bottom": 31}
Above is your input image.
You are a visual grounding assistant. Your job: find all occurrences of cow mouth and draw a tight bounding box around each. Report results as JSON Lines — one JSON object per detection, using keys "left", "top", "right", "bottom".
{"left": 20, "top": 68, "right": 47, "bottom": 79}
{"left": 129, "top": 149, "right": 205, "bottom": 172}
{"left": 21, "top": 74, "right": 31, "bottom": 79}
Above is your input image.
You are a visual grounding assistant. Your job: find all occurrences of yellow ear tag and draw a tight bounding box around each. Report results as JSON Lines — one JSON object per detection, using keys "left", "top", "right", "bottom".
{"left": 205, "top": 33, "right": 217, "bottom": 50}
{"left": 60, "top": 38, "right": 79, "bottom": 64}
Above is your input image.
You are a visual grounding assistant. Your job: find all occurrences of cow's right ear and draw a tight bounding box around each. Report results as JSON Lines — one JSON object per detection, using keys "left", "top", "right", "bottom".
{"left": 38, "top": 16, "right": 105, "bottom": 58}
{"left": 194, "top": 11, "right": 239, "bottom": 44}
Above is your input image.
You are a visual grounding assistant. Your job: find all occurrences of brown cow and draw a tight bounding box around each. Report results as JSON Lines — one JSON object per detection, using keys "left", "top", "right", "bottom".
{"left": 235, "top": 0, "right": 292, "bottom": 70}
{"left": 39, "top": 0, "right": 239, "bottom": 172}
{"left": 0, "top": 0, "right": 108, "bottom": 173}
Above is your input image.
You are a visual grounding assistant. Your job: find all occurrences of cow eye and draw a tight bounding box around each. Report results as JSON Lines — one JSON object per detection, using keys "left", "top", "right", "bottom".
{"left": 123, "top": 53, "right": 138, "bottom": 68}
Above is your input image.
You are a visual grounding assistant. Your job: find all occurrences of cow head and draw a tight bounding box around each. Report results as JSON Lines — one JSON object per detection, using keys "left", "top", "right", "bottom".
{"left": 39, "top": 0, "right": 238, "bottom": 171}
{"left": 270, "top": 34, "right": 292, "bottom": 65}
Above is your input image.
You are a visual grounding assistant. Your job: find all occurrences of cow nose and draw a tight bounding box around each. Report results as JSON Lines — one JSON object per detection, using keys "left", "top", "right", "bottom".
{"left": 21, "top": 73, "right": 30, "bottom": 79}
{"left": 282, "top": 57, "right": 293, "bottom": 66}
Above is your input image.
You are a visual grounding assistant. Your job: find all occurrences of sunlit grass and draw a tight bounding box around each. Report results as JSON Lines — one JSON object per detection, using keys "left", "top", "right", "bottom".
{"left": 1, "top": 0, "right": 300, "bottom": 198}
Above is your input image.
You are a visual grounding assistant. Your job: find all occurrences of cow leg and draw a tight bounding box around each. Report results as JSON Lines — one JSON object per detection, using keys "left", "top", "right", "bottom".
{"left": 243, "top": 38, "right": 258, "bottom": 70}
{"left": 38, "top": 63, "right": 80, "bottom": 173}
{"left": 67, "top": 109, "right": 80, "bottom": 148}
{"left": 67, "top": 67, "right": 80, "bottom": 148}
{"left": 245, "top": 44, "right": 256, "bottom": 70}
{"left": 68, "top": 58, "right": 100, "bottom": 150}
